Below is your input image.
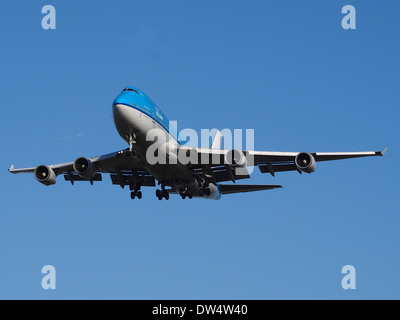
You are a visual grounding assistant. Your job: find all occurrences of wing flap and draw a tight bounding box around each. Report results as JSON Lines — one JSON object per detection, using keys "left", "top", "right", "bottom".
{"left": 258, "top": 162, "right": 300, "bottom": 175}
{"left": 192, "top": 165, "right": 250, "bottom": 183}
{"left": 64, "top": 173, "right": 103, "bottom": 182}
{"left": 110, "top": 172, "right": 156, "bottom": 187}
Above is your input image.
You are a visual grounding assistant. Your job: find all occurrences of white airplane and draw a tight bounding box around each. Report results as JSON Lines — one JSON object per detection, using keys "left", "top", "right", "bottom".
{"left": 9, "top": 86, "right": 387, "bottom": 200}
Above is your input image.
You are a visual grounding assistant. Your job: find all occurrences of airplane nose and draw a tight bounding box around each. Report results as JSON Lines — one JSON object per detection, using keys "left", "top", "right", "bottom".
{"left": 113, "top": 103, "right": 134, "bottom": 137}
{"left": 112, "top": 103, "right": 129, "bottom": 119}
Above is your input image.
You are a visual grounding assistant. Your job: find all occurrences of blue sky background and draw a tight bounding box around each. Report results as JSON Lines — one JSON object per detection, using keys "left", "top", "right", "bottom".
{"left": 0, "top": 1, "right": 399, "bottom": 299}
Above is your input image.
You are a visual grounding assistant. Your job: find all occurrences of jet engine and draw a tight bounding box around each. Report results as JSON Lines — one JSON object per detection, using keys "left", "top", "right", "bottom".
{"left": 225, "top": 149, "right": 247, "bottom": 167}
{"left": 34, "top": 165, "right": 56, "bottom": 186}
{"left": 204, "top": 183, "right": 222, "bottom": 200}
{"left": 295, "top": 152, "right": 316, "bottom": 173}
{"left": 73, "top": 157, "right": 95, "bottom": 180}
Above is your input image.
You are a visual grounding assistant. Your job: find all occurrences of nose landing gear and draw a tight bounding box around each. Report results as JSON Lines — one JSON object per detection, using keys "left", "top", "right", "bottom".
{"left": 126, "top": 133, "right": 137, "bottom": 152}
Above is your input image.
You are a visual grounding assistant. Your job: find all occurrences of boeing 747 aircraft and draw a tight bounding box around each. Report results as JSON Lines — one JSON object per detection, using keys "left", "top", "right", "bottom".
{"left": 8, "top": 86, "right": 386, "bottom": 200}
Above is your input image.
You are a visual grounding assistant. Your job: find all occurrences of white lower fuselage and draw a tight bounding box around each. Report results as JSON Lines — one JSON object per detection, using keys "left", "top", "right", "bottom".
{"left": 112, "top": 103, "right": 221, "bottom": 199}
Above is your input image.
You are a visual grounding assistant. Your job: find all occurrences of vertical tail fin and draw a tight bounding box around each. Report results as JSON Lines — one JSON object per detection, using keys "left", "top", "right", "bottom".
{"left": 211, "top": 130, "right": 223, "bottom": 149}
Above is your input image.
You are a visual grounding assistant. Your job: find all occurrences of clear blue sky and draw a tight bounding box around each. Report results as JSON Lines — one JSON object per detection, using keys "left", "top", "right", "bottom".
{"left": 0, "top": 1, "right": 399, "bottom": 299}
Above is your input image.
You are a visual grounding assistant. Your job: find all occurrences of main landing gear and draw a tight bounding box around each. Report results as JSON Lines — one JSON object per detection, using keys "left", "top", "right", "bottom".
{"left": 156, "top": 188, "right": 169, "bottom": 200}
{"left": 179, "top": 187, "right": 193, "bottom": 199}
{"left": 130, "top": 185, "right": 142, "bottom": 200}
{"left": 156, "top": 183, "right": 169, "bottom": 200}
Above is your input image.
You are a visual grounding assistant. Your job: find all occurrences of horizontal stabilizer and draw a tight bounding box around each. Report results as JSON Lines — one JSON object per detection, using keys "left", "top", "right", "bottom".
{"left": 219, "top": 184, "right": 282, "bottom": 194}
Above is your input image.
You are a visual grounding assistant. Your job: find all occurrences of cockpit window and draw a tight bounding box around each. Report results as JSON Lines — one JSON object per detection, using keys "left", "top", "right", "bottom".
{"left": 123, "top": 88, "right": 138, "bottom": 93}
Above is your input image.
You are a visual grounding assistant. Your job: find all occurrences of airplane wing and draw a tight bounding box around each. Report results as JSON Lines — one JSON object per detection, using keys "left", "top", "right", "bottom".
{"left": 182, "top": 146, "right": 387, "bottom": 182}
{"left": 9, "top": 145, "right": 387, "bottom": 187}
{"left": 8, "top": 149, "right": 155, "bottom": 188}
{"left": 250, "top": 147, "right": 387, "bottom": 176}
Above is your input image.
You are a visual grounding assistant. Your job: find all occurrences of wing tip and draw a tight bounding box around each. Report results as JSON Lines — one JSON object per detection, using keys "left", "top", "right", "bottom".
{"left": 8, "top": 164, "right": 14, "bottom": 172}
{"left": 377, "top": 146, "right": 387, "bottom": 156}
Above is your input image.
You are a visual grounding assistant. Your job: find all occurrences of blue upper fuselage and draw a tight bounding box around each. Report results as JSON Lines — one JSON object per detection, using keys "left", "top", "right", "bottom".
{"left": 113, "top": 86, "right": 169, "bottom": 130}
{"left": 112, "top": 86, "right": 182, "bottom": 144}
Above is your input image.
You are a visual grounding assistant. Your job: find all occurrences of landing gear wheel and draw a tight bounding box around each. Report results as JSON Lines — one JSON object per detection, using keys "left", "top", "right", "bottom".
{"left": 179, "top": 187, "right": 193, "bottom": 199}
{"left": 162, "top": 190, "right": 169, "bottom": 200}
{"left": 131, "top": 190, "right": 142, "bottom": 199}
{"left": 205, "top": 188, "right": 211, "bottom": 196}
{"left": 156, "top": 189, "right": 169, "bottom": 200}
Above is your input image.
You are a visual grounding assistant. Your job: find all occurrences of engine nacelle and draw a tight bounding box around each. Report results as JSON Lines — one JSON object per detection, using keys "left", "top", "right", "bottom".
{"left": 206, "top": 183, "right": 222, "bottom": 200}
{"left": 73, "top": 157, "right": 95, "bottom": 180}
{"left": 295, "top": 152, "right": 316, "bottom": 173}
{"left": 34, "top": 165, "right": 56, "bottom": 186}
{"left": 225, "top": 149, "right": 247, "bottom": 167}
